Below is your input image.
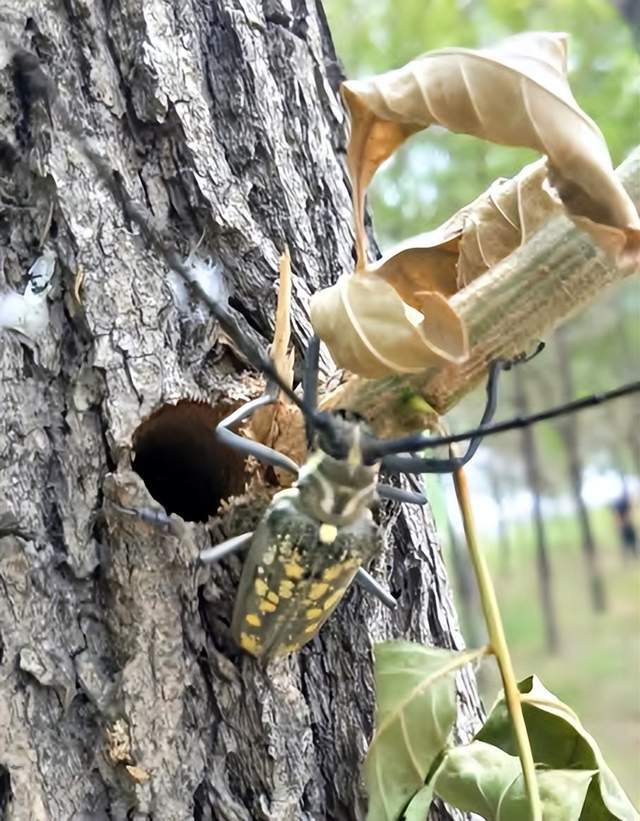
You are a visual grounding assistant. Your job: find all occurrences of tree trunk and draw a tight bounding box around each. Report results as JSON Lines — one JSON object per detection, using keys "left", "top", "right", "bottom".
{"left": 628, "top": 431, "right": 640, "bottom": 479}
{"left": 611, "top": 0, "right": 640, "bottom": 42}
{"left": 554, "top": 329, "right": 607, "bottom": 612}
{"left": 486, "top": 468, "right": 512, "bottom": 578}
{"left": 443, "top": 490, "right": 483, "bottom": 649}
{"left": 0, "top": 3, "right": 482, "bottom": 819}
{"left": 512, "top": 369, "right": 561, "bottom": 654}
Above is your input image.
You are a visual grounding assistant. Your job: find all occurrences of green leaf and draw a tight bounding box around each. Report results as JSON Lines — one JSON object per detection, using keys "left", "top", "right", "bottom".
{"left": 365, "top": 641, "right": 484, "bottom": 821}
{"left": 477, "top": 676, "right": 638, "bottom": 821}
{"left": 402, "top": 784, "right": 435, "bottom": 821}
{"left": 433, "top": 741, "right": 595, "bottom": 820}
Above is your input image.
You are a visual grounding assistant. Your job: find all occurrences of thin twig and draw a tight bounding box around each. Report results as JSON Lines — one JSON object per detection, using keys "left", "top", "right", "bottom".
{"left": 452, "top": 464, "right": 542, "bottom": 821}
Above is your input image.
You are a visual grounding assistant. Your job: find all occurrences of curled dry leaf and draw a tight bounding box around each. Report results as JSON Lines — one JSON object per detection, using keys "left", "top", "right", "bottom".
{"left": 311, "top": 161, "right": 562, "bottom": 377}
{"left": 372, "top": 159, "right": 561, "bottom": 298}
{"left": 456, "top": 159, "right": 561, "bottom": 286}
{"left": 343, "top": 31, "right": 640, "bottom": 268}
{"left": 310, "top": 270, "right": 468, "bottom": 379}
{"left": 312, "top": 32, "right": 640, "bottom": 380}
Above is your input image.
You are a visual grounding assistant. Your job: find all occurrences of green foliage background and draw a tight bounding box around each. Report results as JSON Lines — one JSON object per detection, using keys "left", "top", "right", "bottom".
{"left": 324, "top": 0, "right": 640, "bottom": 805}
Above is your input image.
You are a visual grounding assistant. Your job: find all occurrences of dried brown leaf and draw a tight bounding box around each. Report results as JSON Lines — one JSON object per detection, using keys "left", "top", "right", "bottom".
{"left": 367, "top": 226, "right": 460, "bottom": 310}
{"left": 457, "top": 159, "right": 562, "bottom": 285}
{"left": 312, "top": 162, "right": 557, "bottom": 379}
{"left": 369, "top": 159, "right": 563, "bottom": 297}
{"left": 343, "top": 31, "right": 640, "bottom": 268}
{"left": 310, "top": 271, "right": 468, "bottom": 379}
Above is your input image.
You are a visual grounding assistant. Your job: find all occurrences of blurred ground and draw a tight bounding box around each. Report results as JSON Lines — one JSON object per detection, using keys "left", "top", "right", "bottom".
{"left": 448, "top": 506, "right": 640, "bottom": 806}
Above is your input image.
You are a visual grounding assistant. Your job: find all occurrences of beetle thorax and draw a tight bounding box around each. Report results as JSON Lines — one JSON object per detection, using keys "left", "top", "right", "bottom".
{"left": 294, "top": 416, "right": 379, "bottom": 526}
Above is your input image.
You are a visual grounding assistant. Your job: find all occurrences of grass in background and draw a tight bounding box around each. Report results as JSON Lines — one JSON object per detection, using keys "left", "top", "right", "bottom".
{"left": 442, "top": 505, "right": 640, "bottom": 806}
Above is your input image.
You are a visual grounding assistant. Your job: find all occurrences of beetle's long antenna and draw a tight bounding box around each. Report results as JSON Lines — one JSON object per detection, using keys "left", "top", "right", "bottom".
{"left": 367, "top": 379, "right": 640, "bottom": 460}
{"left": 302, "top": 335, "right": 321, "bottom": 443}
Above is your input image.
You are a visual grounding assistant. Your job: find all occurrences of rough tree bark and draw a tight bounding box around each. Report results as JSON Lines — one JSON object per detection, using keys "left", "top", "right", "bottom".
{"left": 554, "top": 328, "right": 607, "bottom": 613}
{"left": 0, "top": 2, "right": 482, "bottom": 819}
{"left": 512, "top": 368, "right": 560, "bottom": 655}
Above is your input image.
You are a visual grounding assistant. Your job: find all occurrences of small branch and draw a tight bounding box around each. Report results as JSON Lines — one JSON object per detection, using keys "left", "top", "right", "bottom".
{"left": 452, "top": 465, "right": 542, "bottom": 821}
{"left": 322, "top": 148, "right": 640, "bottom": 431}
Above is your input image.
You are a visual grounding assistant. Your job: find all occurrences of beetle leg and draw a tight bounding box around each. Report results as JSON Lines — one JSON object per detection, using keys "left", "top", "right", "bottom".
{"left": 216, "top": 393, "right": 300, "bottom": 475}
{"left": 380, "top": 359, "right": 505, "bottom": 474}
{"left": 376, "top": 484, "right": 426, "bottom": 505}
{"left": 199, "top": 531, "right": 254, "bottom": 564}
{"left": 108, "top": 502, "right": 184, "bottom": 536}
{"left": 355, "top": 568, "right": 397, "bottom": 609}
{"left": 370, "top": 344, "right": 547, "bottom": 472}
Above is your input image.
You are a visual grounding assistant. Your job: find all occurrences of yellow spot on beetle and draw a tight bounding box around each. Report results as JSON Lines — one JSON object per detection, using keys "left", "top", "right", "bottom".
{"left": 278, "top": 580, "right": 295, "bottom": 598}
{"left": 259, "top": 599, "right": 277, "bottom": 613}
{"left": 306, "top": 607, "right": 323, "bottom": 619}
{"left": 309, "top": 582, "right": 328, "bottom": 600}
{"left": 323, "top": 588, "right": 345, "bottom": 610}
{"left": 266, "top": 591, "right": 279, "bottom": 604}
{"left": 319, "top": 523, "right": 338, "bottom": 544}
{"left": 322, "top": 564, "right": 344, "bottom": 582}
{"left": 284, "top": 561, "right": 304, "bottom": 579}
{"left": 304, "top": 621, "right": 321, "bottom": 634}
{"left": 240, "top": 633, "right": 261, "bottom": 653}
{"left": 263, "top": 544, "right": 277, "bottom": 565}
{"left": 245, "top": 613, "right": 261, "bottom": 627}
{"left": 280, "top": 642, "right": 302, "bottom": 654}
{"left": 254, "top": 578, "right": 268, "bottom": 596}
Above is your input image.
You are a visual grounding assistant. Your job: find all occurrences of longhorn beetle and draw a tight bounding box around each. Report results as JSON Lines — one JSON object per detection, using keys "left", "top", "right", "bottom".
{"left": 33, "top": 51, "right": 639, "bottom": 660}
{"left": 199, "top": 334, "right": 532, "bottom": 658}
{"left": 195, "top": 323, "right": 638, "bottom": 658}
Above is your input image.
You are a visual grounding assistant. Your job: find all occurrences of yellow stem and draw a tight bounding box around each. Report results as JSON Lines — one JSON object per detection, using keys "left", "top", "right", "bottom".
{"left": 452, "top": 465, "right": 542, "bottom": 821}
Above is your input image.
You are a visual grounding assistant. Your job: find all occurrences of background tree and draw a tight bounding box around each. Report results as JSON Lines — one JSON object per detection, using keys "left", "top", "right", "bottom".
{"left": 513, "top": 367, "right": 561, "bottom": 654}
{"left": 554, "top": 327, "right": 607, "bottom": 612}
{"left": 0, "top": 2, "right": 483, "bottom": 818}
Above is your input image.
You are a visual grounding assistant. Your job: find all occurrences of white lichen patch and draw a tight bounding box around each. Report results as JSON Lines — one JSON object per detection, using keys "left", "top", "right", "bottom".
{"left": 0, "top": 251, "right": 56, "bottom": 341}
{"left": 168, "top": 253, "right": 228, "bottom": 320}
